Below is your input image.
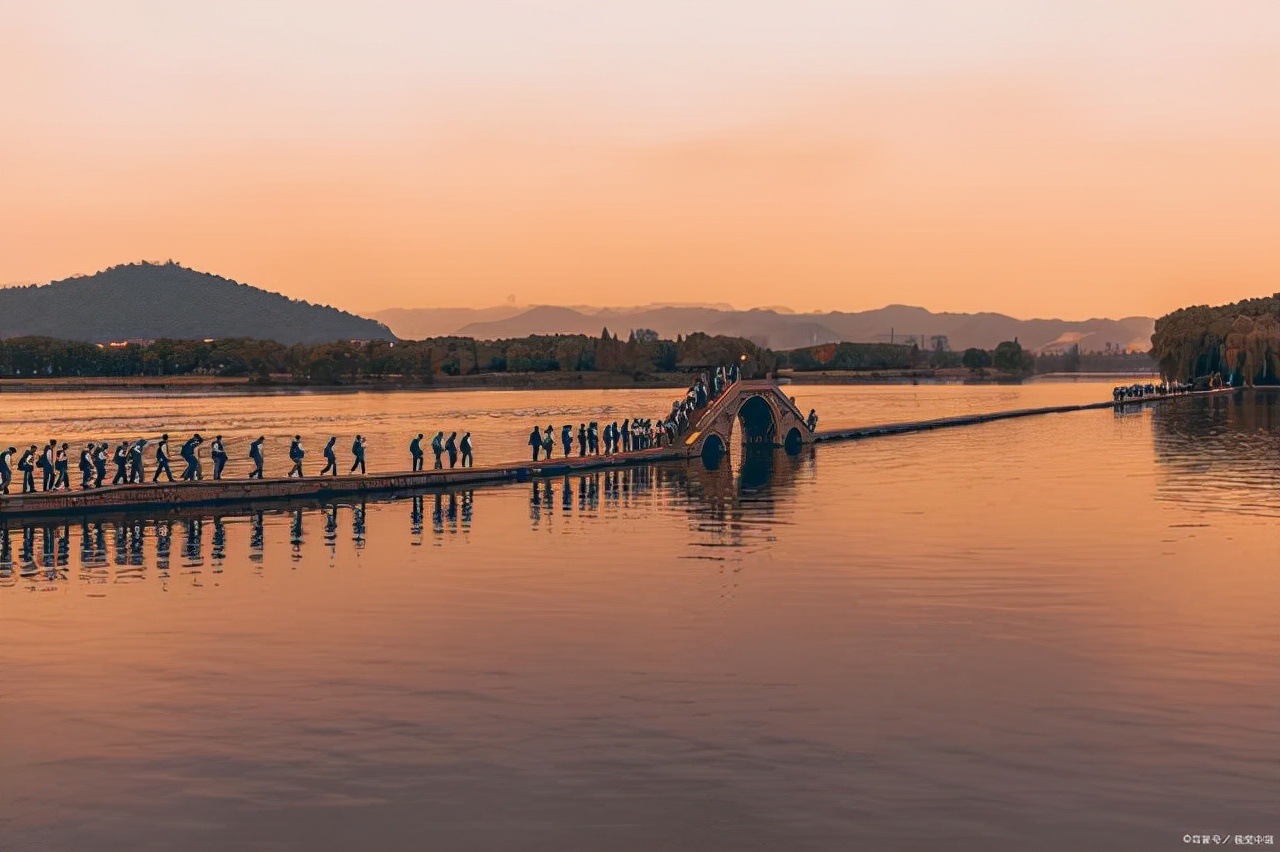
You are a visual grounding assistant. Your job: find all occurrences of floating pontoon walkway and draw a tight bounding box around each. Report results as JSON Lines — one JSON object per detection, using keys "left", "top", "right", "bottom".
{"left": 0, "top": 385, "right": 1238, "bottom": 519}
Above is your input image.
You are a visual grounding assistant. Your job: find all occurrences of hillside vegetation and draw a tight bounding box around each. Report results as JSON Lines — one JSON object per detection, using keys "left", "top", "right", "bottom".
{"left": 1150, "top": 295, "right": 1280, "bottom": 385}
{"left": 0, "top": 261, "right": 393, "bottom": 345}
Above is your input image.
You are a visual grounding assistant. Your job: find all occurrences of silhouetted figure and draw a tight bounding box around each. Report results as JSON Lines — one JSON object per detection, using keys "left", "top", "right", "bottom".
{"left": 153, "top": 434, "right": 174, "bottom": 482}
{"left": 410, "top": 434, "right": 424, "bottom": 472}
{"left": 180, "top": 434, "right": 204, "bottom": 481}
{"left": 321, "top": 437, "right": 338, "bottom": 476}
{"left": 577, "top": 424, "right": 587, "bottom": 457}
{"left": 249, "top": 436, "right": 265, "bottom": 478}
{"left": 38, "top": 440, "right": 55, "bottom": 491}
{"left": 0, "top": 446, "right": 14, "bottom": 494}
{"left": 18, "top": 445, "right": 36, "bottom": 493}
{"left": 542, "top": 426, "right": 554, "bottom": 460}
{"left": 460, "top": 432, "right": 473, "bottom": 467}
{"left": 288, "top": 435, "right": 305, "bottom": 477}
{"left": 350, "top": 435, "right": 366, "bottom": 474}
{"left": 94, "top": 443, "right": 108, "bottom": 488}
{"left": 128, "top": 439, "right": 145, "bottom": 483}
{"left": 445, "top": 432, "right": 458, "bottom": 469}
{"left": 806, "top": 409, "right": 818, "bottom": 431}
{"left": 587, "top": 422, "right": 599, "bottom": 455}
{"left": 621, "top": 418, "right": 631, "bottom": 453}
{"left": 54, "top": 443, "right": 69, "bottom": 490}
{"left": 432, "top": 431, "right": 445, "bottom": 469}
{"left": 112, "top": 443, "right": 129, "bottom": 485}
{"left": 79, "top": 445, "right": 94, "bottom": 489}
{"left": 211, "top": 435, "right": 228, "bottom": 480}
{"left": 528, "top": 426, "right": 542, "bottom": 463}
{"left": 561, "top": 425, "right": 572, "bottom": 457}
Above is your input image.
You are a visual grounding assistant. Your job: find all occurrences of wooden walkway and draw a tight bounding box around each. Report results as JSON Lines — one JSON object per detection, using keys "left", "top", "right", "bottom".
{"left": 0, "top": 386, "right": 1238, "bottom": 519}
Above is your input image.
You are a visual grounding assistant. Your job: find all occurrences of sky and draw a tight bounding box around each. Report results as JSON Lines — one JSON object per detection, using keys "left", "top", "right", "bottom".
{"left": 2, "top": 1, "right": 1277, "bottom": 319}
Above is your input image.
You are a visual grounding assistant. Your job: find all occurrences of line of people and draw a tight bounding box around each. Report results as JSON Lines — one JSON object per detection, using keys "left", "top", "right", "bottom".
{"left": 0, "top": 431, "right": 473, "bottom": 494}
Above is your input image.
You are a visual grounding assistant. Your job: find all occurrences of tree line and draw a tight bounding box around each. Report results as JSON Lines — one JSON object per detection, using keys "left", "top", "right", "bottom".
{"left": 0, "top": 329, "right": 773, "bottom": 383}
{"left": 1150, "top": 294, "right": 1279, "bottom": 385}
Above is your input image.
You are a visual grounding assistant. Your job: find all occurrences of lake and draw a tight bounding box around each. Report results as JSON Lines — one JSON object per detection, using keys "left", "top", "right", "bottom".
{"left": 2, "top": 383, "right": 1277, "bottom": 851}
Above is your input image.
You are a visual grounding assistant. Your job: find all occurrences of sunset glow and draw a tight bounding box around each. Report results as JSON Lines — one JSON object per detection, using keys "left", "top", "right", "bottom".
{"left": 3, "top": 1, "right": 1277, "bottom": 318}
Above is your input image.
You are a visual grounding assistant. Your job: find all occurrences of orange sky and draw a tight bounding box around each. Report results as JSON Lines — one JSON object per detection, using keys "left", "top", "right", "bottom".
{"left": 2, "top": 1, "right": 1277, "bottom": 318}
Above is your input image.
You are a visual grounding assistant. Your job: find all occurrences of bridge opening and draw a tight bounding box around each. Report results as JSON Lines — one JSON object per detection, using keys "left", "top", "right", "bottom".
{"left": 735, "top": 395, "right": 778, "bottom": 449}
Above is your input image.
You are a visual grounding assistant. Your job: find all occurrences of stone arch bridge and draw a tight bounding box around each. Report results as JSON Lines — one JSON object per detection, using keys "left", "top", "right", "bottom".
{"left": 681, "top": 379, "right": 816, "bottom": 461}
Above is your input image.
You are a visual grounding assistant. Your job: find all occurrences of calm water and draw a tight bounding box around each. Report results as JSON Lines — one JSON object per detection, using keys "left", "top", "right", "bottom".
{"left": 1, "top": 384, "right": 1277, "bottom": 852}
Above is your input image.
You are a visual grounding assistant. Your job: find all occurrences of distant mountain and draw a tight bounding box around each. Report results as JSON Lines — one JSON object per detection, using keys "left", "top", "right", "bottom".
{"left": 429, "top": 303, "right": 1154, "bottom": 352}
{"left": 373, "top": 306, "right": 528, "bottom": 339}
{"left": 0, "top": 262, "right": 394, "bottom": 345}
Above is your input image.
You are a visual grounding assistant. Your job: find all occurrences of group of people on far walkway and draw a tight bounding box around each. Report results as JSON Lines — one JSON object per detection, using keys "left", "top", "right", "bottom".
{"left": 1112, "top": 381, "right": 1195, "bottom": 402}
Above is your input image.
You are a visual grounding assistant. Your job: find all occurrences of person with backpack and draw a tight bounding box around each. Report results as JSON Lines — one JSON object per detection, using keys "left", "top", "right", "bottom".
{"left": 248, "top": 437, "right": 265, "bottom": 479}
{"left": 320, "top": 437, "right": 338, "bottom": 476}
{"left": 288, "top": 436, "right": 305, "bottom": 478}
{"left": 459, "top": 432, "right": 473, "bottom": 468}
{"left": 350, "top": 435, "right": 366, "bottom": 475}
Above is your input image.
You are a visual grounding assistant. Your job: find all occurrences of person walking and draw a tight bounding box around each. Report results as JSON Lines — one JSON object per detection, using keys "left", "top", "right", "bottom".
{"left": 445, "top": 432, "right": 458, "bottom": 469}
{"left": 79, "top": 445, "right": 94, "bottom": 489}
{"left": 587, "top": 422, "right": 599, "bottom": 455}
{"left": 153, "top": 434, "right": 174, "bottom": 483}
{"left": 0, "top": 446, "right": 14, "bottom": 494}
{"left": 410, "top": 434, "right": 424, "bottom": 472}
{"left": 94, "top": 443, "right": 108, "bottom": 488}
{"left": 112, "top": 442, "right": 130, "bottom": 485}
{"left": 54, "top": 443, "right": 70, "bottom": 490}
{"left": 288, "top": 436, "right": 305, "bottom": 477}
{"left": 180, "top": 434, "right": 204, "bottom": 481}
{"left": 128, "top": 439, "right": 146, "bottom": 483}
{"left": 210, "top": 435, "right": 228, "bottom": 480}
{"left": 528, "top": 425, "right": 542, "bottom": 463}
{"left": 350, "top": 435, "right": 366, "bottom": 475}
{"left": 249, "top": 436, "right": 266, "bottom": 479}
{"left": 431, "top": 431, "right": 444, "bottom": 469}
{"left": 460, "top": 432, "right": 473, "bottom": 468}
{"left": 542, "top": 425, "right": 554, "bottom": 461}
{"left": 38, "top": 440, "right": 55, "bottom": 492}
{"left": 18, "top": 445, "right": 36, "bottom": 493}
{"left": 621, "top": 418, "right": 631, "bottom": 453}
{"left": 320, "top": 437, "right": 338, "bottom": 476}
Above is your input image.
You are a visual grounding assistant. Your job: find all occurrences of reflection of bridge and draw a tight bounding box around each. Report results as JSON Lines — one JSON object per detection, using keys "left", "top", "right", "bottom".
{"left": 681, "top": 379, "right": 815, "bottom": 460}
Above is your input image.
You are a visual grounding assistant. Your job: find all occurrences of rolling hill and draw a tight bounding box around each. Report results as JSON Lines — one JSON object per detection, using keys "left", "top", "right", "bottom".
{"left": 0, "top": 262, "right": 394, "bottom": 345}
{"left": 378, "top": 303, "right": 1154, "bottom": 352}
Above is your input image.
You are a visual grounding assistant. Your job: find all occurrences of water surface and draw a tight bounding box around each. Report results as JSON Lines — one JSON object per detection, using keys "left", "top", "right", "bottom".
{"left": 2, "top": 384, "right": 1277, "bottom": 851}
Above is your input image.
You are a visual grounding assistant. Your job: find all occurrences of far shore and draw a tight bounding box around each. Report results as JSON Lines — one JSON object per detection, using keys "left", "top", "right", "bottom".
{"left": 0, "top": 368, "right": 1155, "bottom": 394}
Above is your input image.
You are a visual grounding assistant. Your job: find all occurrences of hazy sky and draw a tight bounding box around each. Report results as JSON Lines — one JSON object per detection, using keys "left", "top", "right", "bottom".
{"left": 2, "top": 1, "right": 1277, "bottom": 318}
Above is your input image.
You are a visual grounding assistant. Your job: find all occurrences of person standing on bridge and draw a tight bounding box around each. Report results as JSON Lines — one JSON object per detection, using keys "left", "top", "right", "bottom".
{"left": 18, "top": 445, "right": 37, "bottom": 493}
{"left": 577, "top": 423, "right": 587, "bottom": 457}
{"left": 320, "top": 437, "right": 338, "bottom": 476}
{"left": 431, "top": 431, "right": 444, "bottom": 469}
{"left": 249, "top": 436, "right": 265, "bottom": 479}
{"left": 806, "top": 409, "right": 818, "bottom": 432}
{"left": 460, "top": 432, "right": 473, "bottom": 467}
{"left": 410, "top": 434, "right": 424, "bottom": 472}
{"left": 211, "top": 435, "right": 228, "bottom": 480}
{"left": 445, "top": 432, "right": 458, "bottom": 469}
{"left": 561, "top": 424, "right": 572, "bottom": 458}
{"left": 94, "top": 443, "right": 108, "bottom": 488}
{"left": 620, "top": 418, "right": 631, "bottom": 453}
{"left": 153, "top": 434, "right": 174, "bottom": 483}
{"left": 350, "top": 435, "right": 366, "bottom": 475}
{"left": 0, "top": 446, "right": 14, "bottom": 494}
{"left": 288, "top": 435, "right": 305, "bottom": 477}
{"left": 587, "top": 422, "right": 599, "bottom": 455}
{"left": 528, "top": 425, "right": 541, "bottom": 462}
{"left": 540, "top": 425, "right": 552, "bottom": 460}
{"left": 38, "top": 440, "right": 55, "bottom": 492}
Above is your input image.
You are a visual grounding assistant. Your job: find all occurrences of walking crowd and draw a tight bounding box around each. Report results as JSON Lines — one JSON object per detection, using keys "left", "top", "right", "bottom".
{"left": 1111, "top": 381, "right": 1195, "bottom": 402}
{"left": 0, "top": 431, "right": 475, "bottom": 495}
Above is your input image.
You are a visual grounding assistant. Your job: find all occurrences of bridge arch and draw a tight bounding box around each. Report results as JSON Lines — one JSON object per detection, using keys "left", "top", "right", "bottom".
{"left": 684, "top": 379, "right": 815, "bottom": 463}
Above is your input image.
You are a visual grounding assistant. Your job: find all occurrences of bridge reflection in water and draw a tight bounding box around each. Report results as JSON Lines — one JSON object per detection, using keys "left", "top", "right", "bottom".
{"left": 0, "top": 447, "right": 815, "bottom": 592}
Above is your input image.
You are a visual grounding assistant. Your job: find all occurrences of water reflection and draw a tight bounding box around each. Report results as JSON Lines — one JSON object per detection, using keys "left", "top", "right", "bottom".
{"left": 0, "top": 447, "right": 817, "bottom": 591}
{"left": 1152, "top": 390, "right": 1280, "bottom": 518}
